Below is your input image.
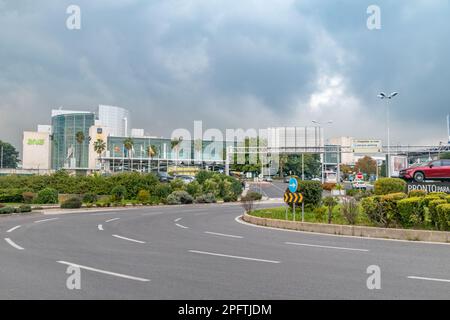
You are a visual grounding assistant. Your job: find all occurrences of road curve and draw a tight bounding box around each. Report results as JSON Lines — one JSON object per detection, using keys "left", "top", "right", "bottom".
{"left": 0, "top": 203, "right": 449, "bottom": 299}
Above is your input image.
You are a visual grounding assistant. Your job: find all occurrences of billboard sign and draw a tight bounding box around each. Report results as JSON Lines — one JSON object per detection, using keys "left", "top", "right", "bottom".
{"left": 351, "top": 140, "right": 382, "bottom": 154}
{"left": 390, "top": 155, "right": 408, "bottom": 177}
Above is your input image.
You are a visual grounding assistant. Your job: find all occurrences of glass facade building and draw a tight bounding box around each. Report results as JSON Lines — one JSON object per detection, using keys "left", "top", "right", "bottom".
{"left": 51, "top": 112, "right": 95, "bottom": 170}
{"left": 98, "top": 105, "right": 130, "bottom": 137}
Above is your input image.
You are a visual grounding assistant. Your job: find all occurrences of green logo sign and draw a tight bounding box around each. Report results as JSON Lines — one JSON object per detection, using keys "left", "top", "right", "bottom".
{"left": 27, "top": 139, "right": 45, "bottom": 146}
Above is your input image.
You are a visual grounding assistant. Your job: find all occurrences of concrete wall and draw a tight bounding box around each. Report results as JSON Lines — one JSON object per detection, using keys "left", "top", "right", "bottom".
{"left": 243, "top": 213, "right": 450, "bottom": 243}
{"left": 22, "top": 131, "right": 51, "bottom": 170}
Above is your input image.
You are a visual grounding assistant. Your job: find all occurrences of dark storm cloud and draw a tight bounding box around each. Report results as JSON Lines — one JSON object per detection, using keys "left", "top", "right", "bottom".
{"left": 0, "top": 0, "right": 449, "bottom": 151}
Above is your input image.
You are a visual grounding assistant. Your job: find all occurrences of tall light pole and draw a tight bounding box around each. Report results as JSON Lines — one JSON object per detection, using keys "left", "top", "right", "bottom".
{"left": 312, "top": 120, "right": 333, "bottom": 183}
{"left": 378, "top": 92, "right": 398, "bottom": 177}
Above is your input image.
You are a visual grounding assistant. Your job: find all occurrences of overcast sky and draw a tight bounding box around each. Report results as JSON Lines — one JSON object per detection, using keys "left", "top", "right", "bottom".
{"left": 1, "top": 0, "right": 449, "bottom": 151}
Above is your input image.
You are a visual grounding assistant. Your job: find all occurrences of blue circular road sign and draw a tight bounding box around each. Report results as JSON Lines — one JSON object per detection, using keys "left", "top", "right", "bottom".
{"left": 288, "top": 178, "right": 298, "bottom": 193}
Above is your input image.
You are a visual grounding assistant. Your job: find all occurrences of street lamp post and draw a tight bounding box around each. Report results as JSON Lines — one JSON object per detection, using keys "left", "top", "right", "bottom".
{"left": 378, "top": 92, "right": 398, "bottom": 177}
{"left": 312, "top": 120, "right": 333, "bottom": 183}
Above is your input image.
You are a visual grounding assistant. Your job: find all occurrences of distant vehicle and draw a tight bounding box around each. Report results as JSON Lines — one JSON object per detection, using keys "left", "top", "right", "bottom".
{"left": 311, "top": 178, "right": 321, "bottom": 182}
{"left": 283, "top": 176, "right": 291, "bottom": 183}
{"left": 352, "top": 180, "right": 367, "bottom": 190}
{"left": 263, "top": 176, "right": 273, "bottom": 182}
{"left": 400, "top": 160, "right": 450, "bottom": 182}
{"left": 174, "top": 175, "right": 195, "bottom": 184}
{"left": 157, "top": 171, "right": 174, "bottom": 182}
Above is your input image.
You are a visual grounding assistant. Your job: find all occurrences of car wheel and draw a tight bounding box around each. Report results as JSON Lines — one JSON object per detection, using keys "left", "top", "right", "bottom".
{"left": 413, "top": 172, "right": 425, "bottom": 183}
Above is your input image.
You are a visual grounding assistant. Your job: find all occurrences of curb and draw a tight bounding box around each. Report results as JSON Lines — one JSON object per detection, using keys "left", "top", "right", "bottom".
{"left": 242, "top": 213, "right": 450, "bottom": 244}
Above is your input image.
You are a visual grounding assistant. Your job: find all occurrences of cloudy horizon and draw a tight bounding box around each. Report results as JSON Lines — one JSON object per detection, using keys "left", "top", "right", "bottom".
{"left": 1, "top": 0, "right": 449, "bottom": 152}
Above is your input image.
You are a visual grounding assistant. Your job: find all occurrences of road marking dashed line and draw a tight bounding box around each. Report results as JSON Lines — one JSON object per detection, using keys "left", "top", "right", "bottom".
{"left": 57, "top": 261, "right": 150, "bottom": 282}
{"left": 4, "top": 238, "right": 24, "bottom": 250}
{"left": 7, "top": 225, "right": 21, "bottom": 233}
{"left": 105, "top": 218, "right": 120, "bottom": 223}
{"left": 189, "top": 250, "right": 280, "bottom": 264}
{"left": 408, "top": 276, "right": 450, "bottom": 283}
{"left": 204, "top": 231, "right": 243, "bottom": 239}
{"left": 34, "top": 218, "right": 59, "bottom": 224}
{"left": 112, "top": 234, "right": 146, "bottom": 244}
{"left": 285, "top": 242, "right": 369, "bottom": 252}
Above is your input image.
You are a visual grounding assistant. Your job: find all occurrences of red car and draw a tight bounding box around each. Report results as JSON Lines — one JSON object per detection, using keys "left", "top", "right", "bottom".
{"left": 400, "top": 160, "right": 450, "bottom": 182}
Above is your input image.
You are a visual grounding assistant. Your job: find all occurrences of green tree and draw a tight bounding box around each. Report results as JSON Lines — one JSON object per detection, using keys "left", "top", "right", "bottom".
{"left": 123, "top": 137, "right": 134, "bottom": 171}
{"left": 354, "top": 156, "right": 377, "bottom": 176}
{"left": 147, "top": 144, "right": 158, "bottom": 173}
{"left": 278, "top": 154, "right": 288, "bottom": 177}
{"left": 0, "top": 140, "right": 20, "bottom": 168}
{"left": 75, "top": 131, "right": 85, "bottom": 168}
{"left": 171, "top": 137, "right": 182, "bottom": 171}
{"left": 285, "top": 154, "right": 321, "bottom": 179}
{"left": 93, "top": 139, "right": 106, "bottom": 170}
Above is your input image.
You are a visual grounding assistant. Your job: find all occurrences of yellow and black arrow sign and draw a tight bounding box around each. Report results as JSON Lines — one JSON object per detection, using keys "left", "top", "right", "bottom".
{"left": 284, "top": 192, "right": 303, "bottom": 204}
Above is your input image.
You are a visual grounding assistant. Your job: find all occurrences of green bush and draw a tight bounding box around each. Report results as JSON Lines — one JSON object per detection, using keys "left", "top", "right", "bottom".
{"left": 61, "top": 197, "right": 82, "bottom": 209}
{"left": 82, "top": 192, "right": 97, "bottom": 204}
{"left": 223, "top": 193, "right": 238, "bottom": 202}
{"left": 436, "top": 204, "right": 450, "bottom": 231}
{"left": 35, "top": 188, "right": 58, "bottom": 204}
{"left": 22, "top": 192, "right": 36, "bottom": 204}
{"left": 296, "top": 180, "right": 322, "bottom": 208}
{"left": 323, "top": 196, "right": 338, "bottom": 224}
{"left": 341, "top": 197, "right": 359, "bottom": 225}
{"left": 16, "top": 204, "right": 32, "bottom": 213}
{"left": 361, "top": 193, "right": 408, "bottom": 227}
{"left": 195, "top": 170, "right": 216, "bottom": 185}
{"left": 152, "top": 183, "right": 172, "bottom": 203}
{"left": 397, "top": 197, "right": 425, "bottom": 227}
{"left": 246, "top": 191, "right": 262, "bottom": 201}
{"left": 428, "top": 192, "right": 447, "bottom": 199}
{"left": 0, "top": 188, "right": 24, "bottom": 203}
{"left": 374, "top": 178, "right": 406, "bottom": 195}
{"left": 186, "top": 181, "right": 202, "bottom": 197}
{"left": 111, "top": 185, "right": 126, "bottom": 202}
{"left": 170, "top": 179, "right": 186, "bottom": 192}
{"left": 136, "top": 190, "right": 150, "bottom": 204}
{"left": 313, "top": 206, "right": 327, "bottom": 222}
{"left": 0, "top": 206, "right": 15, "bottom": 214}
{"left": 423, "top": 195, "right": 441, "bottom": 207}
{"left": 446, "top": 195, "right": 450, "bottom": 203}
{"left": 194, "top": 193, "right": 217, "bottom": 204}
{"left": 203, "top": 178, "right": 220, "bottom": 196}
{"left": 408, "top": 189, "right": 427, "bottom": 198}
{"left": 428, "top": 199, "right": 446, "bottom": 229}
{"left": 167, "top": 191, "right": 193, "bottom": 205}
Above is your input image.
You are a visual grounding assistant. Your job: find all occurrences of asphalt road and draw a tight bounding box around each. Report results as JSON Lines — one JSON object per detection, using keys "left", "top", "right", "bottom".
{"left": 0, "top": 203, "right": 449, "bottom": 299}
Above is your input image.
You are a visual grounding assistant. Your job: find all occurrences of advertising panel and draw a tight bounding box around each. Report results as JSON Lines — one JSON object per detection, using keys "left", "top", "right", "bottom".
{"left": 351, "top": 139, "right": 382, "bottom": 154}
{"left": 390, "top": 155, "right": 408, "bottom": 177}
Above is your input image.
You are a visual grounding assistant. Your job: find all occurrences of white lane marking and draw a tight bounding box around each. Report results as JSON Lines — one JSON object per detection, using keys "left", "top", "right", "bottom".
{"left": 285, "top": 242, "right": 369, "bottom": 252}
{"left": 4, "top": 238, "right": 24, "bottom": 250}
{"left": 57, "top": 261, "right": 150, "bottom": 282}
{"left": 98, "top": 224, "right": 104, "bottom": 231}
{"left": 174, "top": 218, "right": 182, "bottom": 222}
{"left": 408, "top": 276, "right": 450, "bottom": 283}
{"left": 188, "top": 250, "right": 280, "bottom": 264}
{"left": 34, "top": 218, "right": 59, "bottom": 224}
{"left": 175, "top": 223, "right": 189, "bottom": 229}
{"left": 7, "top": 225, "right": 21, "bottom": 233}
{"left": 204, "top": 231, "right": 243, "bottom": 239}
{"left": 235, "top": 215, "right": 450, "bottom": 246}
{"left": 112, "top": 234, "right": 146, "bottom": 244}
{"left": 105, "top": 218, "right": 120, "bottom": 223}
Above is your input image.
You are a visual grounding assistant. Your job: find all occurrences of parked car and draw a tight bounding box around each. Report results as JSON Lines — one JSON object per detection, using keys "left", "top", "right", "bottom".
{"left": 263, "top": 176, "right": 273, "bottom": 182}
{"left": 283, "top": 176, "right": 291, "bottom": 183}
{"left": 157, "top": 171, "right": 174, "bottom": 182}
{"left": 400, "top": 160, "right": 450, "bottom": 182}
{"left": 174, "top": 175, "right": 195, "bottom": 184}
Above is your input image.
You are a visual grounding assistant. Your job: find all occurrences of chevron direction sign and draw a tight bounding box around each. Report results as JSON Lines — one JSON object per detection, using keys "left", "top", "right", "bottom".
{"left": 284, "top": 192, "right": 303, "bottom": 204}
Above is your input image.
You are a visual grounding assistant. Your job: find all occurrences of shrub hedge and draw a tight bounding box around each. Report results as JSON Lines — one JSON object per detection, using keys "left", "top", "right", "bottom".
{"left": 35, "top": 188, "right": 58, "bottom": 204}
{"left": 408, "top": 189, "right": 427, "bottom": 198}
{"left": 374, "top": 178, "right": 406, "bottom": 195}
{"left": 397, "top": 197, "right": 425, "bottom": 227}
{"left": 436, "top": 204, "right": 450, "bottom": 231}
{"left": 61, "top": 197, "right": 82, "bottom": 209}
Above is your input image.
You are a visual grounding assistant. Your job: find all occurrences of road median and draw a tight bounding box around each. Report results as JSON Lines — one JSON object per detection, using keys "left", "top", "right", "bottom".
{"left": 242, "top": 213, "right": 450, "bottom": 244}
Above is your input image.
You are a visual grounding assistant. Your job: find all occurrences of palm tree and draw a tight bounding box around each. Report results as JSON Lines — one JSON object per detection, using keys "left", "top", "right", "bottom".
{"left": 146, "top": 144, "right": 158, "bottom": 173}
{"left": 93, "top": 139, "right": 106, "bottom": 171}
{"left": 75, "top": 131, "right": 85, "bottom": 168}
{"left": 194, "top": 139, "right": 203, "bottom": 163}
{"left": 171, "top": 137, "right": 182, "bottom": 172}
{"left": 123, "top": 137, "right": 134, "bottom": 171}
{"left": 279, "top": 154, "right": 288, "bottom": 178}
